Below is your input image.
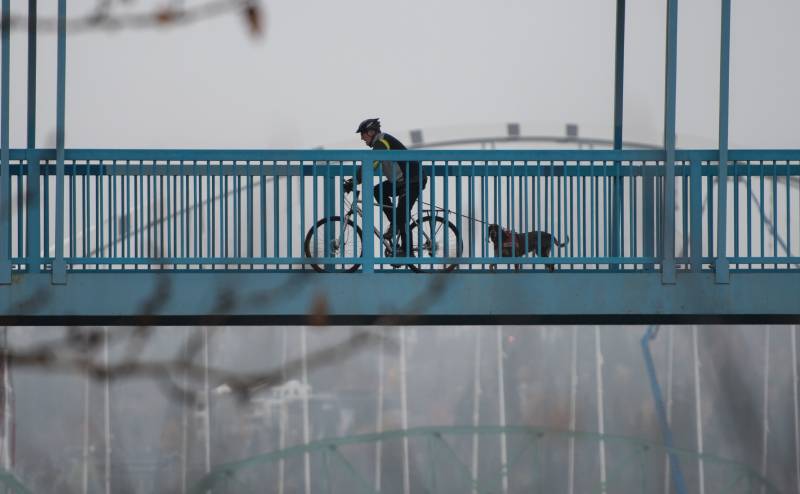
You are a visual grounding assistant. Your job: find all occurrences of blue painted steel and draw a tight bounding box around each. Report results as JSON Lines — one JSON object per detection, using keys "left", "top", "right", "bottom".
{"left": 0, "top": 0, "right": 9, "bottom": 284}
{"left": 26, "top": 149, "right": 40, "bottom": 273}
{"left": 3, "top": 149, "right": 800, "bottom": 277}
{"left": 5, "top": 147, "right": 800, "bottom": 163}
{"left": 610, "top": 0, "right": 626, "bottom": 270}
{"left": 613, "top": 0, "right": 626, "bottom": 150}
{"left": 324, "top": 171, "right": 334, "bottom": 270}
{"left": 716, "top": 0, "right": 732, "bottom": 283}
{"left": 2, "top": 272, "right": 800, "bottom": 324}
{"left": 689, "top": 160, "right": 702, "bottom": 272}
{"left": 52, "top": 0, "right": 66, "bottom": 284}
{"left": 8, "top": 155, "right": 800, "bottom": 178}
{"left": 24, "top": 0, "right": 38, "bottom": 274}
{"left": 641, "top": 327, "right": 689, "bottom": 494}
{"left": 786, "top": 157, "right": 791, "bottom": 269}
{"left": 361, "top": 157, "right": 374, "bottom": 272}
{"left": 662, "top": 0, "right": 678, "bottom": 284}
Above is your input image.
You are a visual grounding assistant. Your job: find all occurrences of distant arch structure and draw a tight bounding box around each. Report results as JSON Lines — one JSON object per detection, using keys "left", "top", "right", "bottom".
{"left": 403, "top": 122, "right": 661, "bottom": 151}
{"left": 190, "top": 425, "right": 780, "bottom": 494}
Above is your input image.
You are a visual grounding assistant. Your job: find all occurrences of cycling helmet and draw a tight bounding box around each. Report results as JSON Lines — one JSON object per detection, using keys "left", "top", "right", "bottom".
{"left": 356, "top": 118, "right": 381, "bottom": 134}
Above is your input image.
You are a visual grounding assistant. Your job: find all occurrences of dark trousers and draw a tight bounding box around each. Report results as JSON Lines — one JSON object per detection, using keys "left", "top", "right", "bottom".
{"left": 373, "top": 180, "right": 421, "bottom": 252}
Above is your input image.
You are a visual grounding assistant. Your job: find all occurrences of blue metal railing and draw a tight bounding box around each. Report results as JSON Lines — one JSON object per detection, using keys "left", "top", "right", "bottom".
{"left": 2, "top": 148, "right": 799, "bottom": 275}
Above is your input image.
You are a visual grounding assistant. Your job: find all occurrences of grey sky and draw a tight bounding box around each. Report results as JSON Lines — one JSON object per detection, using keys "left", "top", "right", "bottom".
{"left": 6, "top": 0, "right": 800, "bottom": 149}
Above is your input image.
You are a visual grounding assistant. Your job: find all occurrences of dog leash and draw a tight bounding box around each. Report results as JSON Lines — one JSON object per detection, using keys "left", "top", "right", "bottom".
{"left": 418, "top": 199, "right": 570, "bottom": 246}
{"left": 417, "top": 200, "right": 492, "bottom": 225}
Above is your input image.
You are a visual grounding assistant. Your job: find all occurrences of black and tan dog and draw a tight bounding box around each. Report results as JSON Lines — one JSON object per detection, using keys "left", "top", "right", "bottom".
{"left": 487, "top": 224, "right": 569, "bottom": 272}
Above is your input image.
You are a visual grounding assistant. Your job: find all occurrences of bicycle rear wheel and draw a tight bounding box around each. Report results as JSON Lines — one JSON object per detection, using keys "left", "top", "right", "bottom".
{"left": 304, "top": 216, "right": 363, "bottom": 273}
{"left": 408, "top": 216, "right": 461, "bottom": 272}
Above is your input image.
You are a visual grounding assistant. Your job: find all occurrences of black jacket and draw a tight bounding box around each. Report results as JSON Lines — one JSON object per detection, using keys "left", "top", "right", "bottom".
{"left": 357, "top": 133, "right": 427, "bottom": 187}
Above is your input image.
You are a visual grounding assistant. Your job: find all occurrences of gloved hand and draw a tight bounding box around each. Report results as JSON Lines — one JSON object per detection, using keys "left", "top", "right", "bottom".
{"left": 343, "top": 179, "right": 354, "bottom": 193}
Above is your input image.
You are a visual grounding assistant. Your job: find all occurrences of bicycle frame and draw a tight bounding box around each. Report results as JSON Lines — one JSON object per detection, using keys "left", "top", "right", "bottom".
{"left": 342, "top": 191, "right": 432, "bottom": 256}
{"left": 304, "top": 189, "right": 461, "bottom": 273}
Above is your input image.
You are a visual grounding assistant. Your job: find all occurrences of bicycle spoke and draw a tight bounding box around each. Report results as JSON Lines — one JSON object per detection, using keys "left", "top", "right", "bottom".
{"left": 409, "top": 215, "right": 461, "bottom": 272}
{"left": 304, "top": 216, "right": 363, "bottom": 272}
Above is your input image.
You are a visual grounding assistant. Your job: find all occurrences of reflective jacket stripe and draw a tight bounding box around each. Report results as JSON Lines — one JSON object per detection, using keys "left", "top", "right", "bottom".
{"left": 372, "top": 138, "right": 392, "bottom": 169}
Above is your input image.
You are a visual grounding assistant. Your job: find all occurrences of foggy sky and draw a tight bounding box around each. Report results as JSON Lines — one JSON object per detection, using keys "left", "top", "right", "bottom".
{"left": 3, "top": 0, "right": 799, "bottom": 150}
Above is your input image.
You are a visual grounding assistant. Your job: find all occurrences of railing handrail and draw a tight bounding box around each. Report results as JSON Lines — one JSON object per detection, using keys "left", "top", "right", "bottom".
{"left": 5, "top": 147, "right": 800, "bottom": 162}
{"left": 3, "top": 148, "right": 799, "bottom": 277}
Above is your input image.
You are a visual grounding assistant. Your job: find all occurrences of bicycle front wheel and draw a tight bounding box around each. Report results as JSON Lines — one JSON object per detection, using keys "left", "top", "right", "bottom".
{"left": 304, "top": 216, "right": 363, "bottom": 273}
{"left": 408, "top": 216, "right": 462, "bottom": 272}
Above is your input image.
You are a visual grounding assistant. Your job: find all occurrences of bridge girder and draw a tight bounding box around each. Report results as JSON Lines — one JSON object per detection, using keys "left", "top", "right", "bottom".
{"left": 2, "top": 271, "right": 798, "bottom": 325}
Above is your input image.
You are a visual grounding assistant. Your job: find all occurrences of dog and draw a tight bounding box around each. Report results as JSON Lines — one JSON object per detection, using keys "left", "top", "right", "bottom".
{"left": 487, "top": 224, "right": 569, "bottom": 272}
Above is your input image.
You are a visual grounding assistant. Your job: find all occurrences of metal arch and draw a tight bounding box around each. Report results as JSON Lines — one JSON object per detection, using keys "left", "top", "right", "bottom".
{"left": 190, "top": 425, "right": 782, "bottom": 494}
{"left": 0, "top": 468, "right": 32, "bottom": 494}
{"left": 406, "top": 133, "right": 662, "bottom": 151}
{"left": 641, "top": 326, "right": 688, "bottom": 494}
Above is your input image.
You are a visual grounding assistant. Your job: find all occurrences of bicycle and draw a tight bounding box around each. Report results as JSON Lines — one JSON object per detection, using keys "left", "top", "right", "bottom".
{"left": 303, "top": 188, "right": 462, "bottom": 273}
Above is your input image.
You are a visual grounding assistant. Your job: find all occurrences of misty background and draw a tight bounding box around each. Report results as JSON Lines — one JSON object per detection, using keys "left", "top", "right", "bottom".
{"left": 0, "top": 0, "right": 798, "bottom": 492}
{"left": 5, "top": 324, "right": 798, "bottom": 493}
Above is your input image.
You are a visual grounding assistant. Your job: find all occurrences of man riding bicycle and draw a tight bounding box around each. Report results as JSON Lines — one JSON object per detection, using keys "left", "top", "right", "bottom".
{"left": 343, "top": 118, "right": 428, "bottom": 256}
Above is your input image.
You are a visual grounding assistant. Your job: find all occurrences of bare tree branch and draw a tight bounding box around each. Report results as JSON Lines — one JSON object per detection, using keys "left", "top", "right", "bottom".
{"left": 4, "top": 0, "right": 265, "bottom": 37}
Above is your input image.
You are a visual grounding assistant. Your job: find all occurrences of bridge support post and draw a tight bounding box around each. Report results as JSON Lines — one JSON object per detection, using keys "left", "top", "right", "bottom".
{"left": 610, "top": 0, "right": 625, "bottom": 272}
{"left": 661, "top": 0, "right": 678, "bottom": 285}
{"left": 26, "top": 0, "right": 39, "bottom": 275}
{"left": 715, "top": 0, "right": 732, "bottom": 284}
{"left": 0, "top": 0, "right": 10, "bottom": 284}
{"left": 51, "top": 0, "right": 67, "bottom": 284}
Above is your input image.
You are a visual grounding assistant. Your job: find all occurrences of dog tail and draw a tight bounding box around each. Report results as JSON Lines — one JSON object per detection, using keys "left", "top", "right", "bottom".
{"left": 554, "top": 236, "right": 570, "bottom": 248}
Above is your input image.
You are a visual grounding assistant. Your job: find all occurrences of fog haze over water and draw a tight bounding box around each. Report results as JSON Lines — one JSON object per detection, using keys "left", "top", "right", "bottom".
{"left": 5, "top": 325, "right": 798, "bottom": 492}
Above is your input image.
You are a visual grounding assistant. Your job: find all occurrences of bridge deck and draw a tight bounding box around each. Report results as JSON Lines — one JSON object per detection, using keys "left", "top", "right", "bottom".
{"left": 3, "top": 271, "right": 798, "bottom": 325}
{"left": 1, "top": 148, "right": 799, "bottom": 323}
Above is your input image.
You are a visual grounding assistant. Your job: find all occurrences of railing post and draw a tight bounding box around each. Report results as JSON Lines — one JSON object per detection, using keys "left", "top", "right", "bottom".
{"left": 51, "top": 0, "right": 67, "bottom": 284}
{"left": 0, "top": 0, "right": 10, "bottom": 284}
{"left": 26, "top": 151, "right": 40, "bottom": 274}
{"left": 689, "top": 159, "right": 702, "bottom": 272}
{"left": 715, "top": 0, "right": 731, "bottom": 284}
{"left": 323, "top": 168, "right": 335, "bottom": 272}
{"left": 361, "top": 156, "right": 374, "bottom": 273}
{"left": 661, "top": 0, "right": 678, "bottom": 284}
{"left": 642, "top": 169, "right": 655, "bottom": 272}
{"left": 611, "top": 168, "right": 622, "bottom": 271}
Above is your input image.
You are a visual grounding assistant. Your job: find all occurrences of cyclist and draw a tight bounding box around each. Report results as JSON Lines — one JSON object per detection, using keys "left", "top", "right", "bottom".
{"left": 343, "top": 118, "right": 428, "bottom": 256}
